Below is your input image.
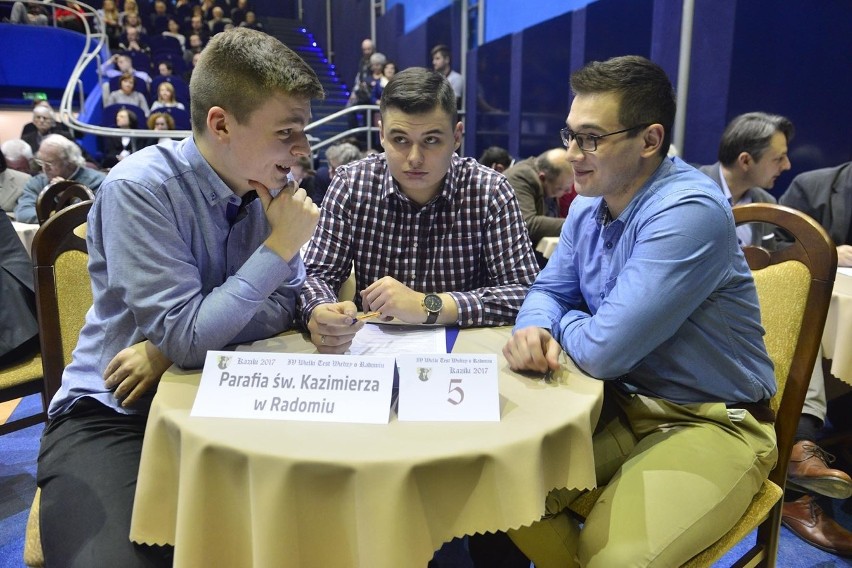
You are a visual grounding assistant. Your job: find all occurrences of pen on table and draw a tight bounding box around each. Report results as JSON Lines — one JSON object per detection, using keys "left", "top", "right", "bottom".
{"left": 355, "top": 311, "right": 381, "bottom": 321}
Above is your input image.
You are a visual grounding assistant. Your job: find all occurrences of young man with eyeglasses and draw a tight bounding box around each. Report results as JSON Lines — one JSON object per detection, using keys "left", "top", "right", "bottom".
{"left": 501, "top": 55, "right": 777, "bottom": 567}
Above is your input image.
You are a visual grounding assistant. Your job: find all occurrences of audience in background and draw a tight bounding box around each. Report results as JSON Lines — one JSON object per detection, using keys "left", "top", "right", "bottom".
{"left": 239, "top": 11, "right": 262, "bottom": 31}
{"left": 101, "top": 52, "right": 152, "bottom": 85}
{"left": 478, "top": 146, "right": 512, "bottom": 173}
{"left": 183, "top": 33, "right": 206, "bottom": 65}
{"left": 163, "top": 18, "right": 186, "bottom": 49}
{"left": 21, "top": 103, "right": 75, "bottom": 156}
{"left": 431, "top": 44, "right": 463, "bottom": 105}
{"left": 230, "top": 0, "right": 250, "bottom": 27}
{"left": 15, "top": 134, "right": 105, "bottom": 223}
{"left": 150, "top": 82, "right": 185, "bottom": 111}
{"left": 301, "top": 67, "right": 538, "bottom": 353}
{"left": 9, "top": 1, "right": 48, "bottom": 25}
{"left": 119, "top": 25, "right": 149, "bottom": 54}
{"left": 146, "top": 112, "right": 176, "bottom": 146}
{"left": 118, "top": 0, "right": 141, "bottom": 27}
{"left": 312, "top": 141, "right": 363, "bottom": 205}
{"left": 1, "top": 139, "right": 34, "bottom": 175}
{"left": 208, "top": 6, "right": 231, "bottom": 35}
{"left": 98, "top": 0, "right": 122, "bottom": 48}
{"left": 504, "top": 148, "right": 573, "bottom": 265}
{"left": 100, "top": 109, "right": 144, "bottom": 169}
{"left": 371, "top": 61, "right": 396, "bottom": 104}
{"left": 698, "top": 112, "right": 794, "bottom": 248}
{"left": 0, "top": 147, "right": 31, "bottom": 214}
{"left": 106, "top": 74, "right": 151, "bottom": 117}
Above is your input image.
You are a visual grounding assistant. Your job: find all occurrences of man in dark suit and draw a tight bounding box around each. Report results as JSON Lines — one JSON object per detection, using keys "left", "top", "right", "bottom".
{"left": 780, "top": 161, "right": 852, "bottom": 267}
{"left": 698, "top": 112, "right": 794, "bottom": 249}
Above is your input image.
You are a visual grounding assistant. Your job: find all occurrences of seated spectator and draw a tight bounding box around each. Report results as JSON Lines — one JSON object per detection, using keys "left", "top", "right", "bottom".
{"left": 157, "top": 60, "right": 174, "bottom": 77}
{"left": 183, "top": 33, "right": 205, "bottom": 65}
{"left": 106, "top": 73, "right": 151, "bottom": 117}
{"left": 0, "top": 214, "right": 39, "bottom": 367}
{"left": 162, "top": 18, "right": 186, "bottom": 49}
{"left": 15, "top": 134, "right": 105, "bottom": 224}
{"left": 478, "top": 145, "right": 512, "bottom": 173}
{"left": 21, "top": 103, "right": 75, "bottom": 155}
{"left": 1, "top": 139, "right": 34, "bottom": 175}
{"left": 101, "top": 109, "right": 145, "bottom": 169}
{"left": 290, "top": 155, "right": 316, "bottom": 197}
{"left": 371, "top": 61, "right": 396, "bottom": 104}
{"left": 9, "top": 1, "right": 48, "bottom": 25}
{"left": 98, "top": 0, "right": 122, "bottom": 48}
{"left": 239, "top": 11, "right": 263, "bottom": 31}
{"left": 149, "top": 0, "right": 170, "bottom": 34}
{"left": 56, "top": 0, "right": 86, "bottom": 33}
{"left": 101, "top": 52, "right": 152, "bottom": 85}
{"left": 503, "top": 148, "right": 573, "bottom": 259}
{"left": 146, "top": 112, "right": 175, "bottom": 145}
{"left": 121, "top": 11, "right": 147, "bottom": 35}
{"left": 230, "top": 0, "right": 249, "bottom": 27}
{"left": 119, "top": 25, "right": 149, "bottom": 53}
{"left": 301, "top": 67, "right": 538, "bottom": 352}
{"left": 119, "top": 0, "right": 141, "bottom": 27}
{"left": 186, "top": 14, "right": 210, "bottom": 44}
{"left": 183, "top": 51, "right": 202, "bottom": 83}
{"left": 208, "top": 6, "right": 231, "bottom": 35}
{"left": 150, "top": 82, "right": 185, "bottom": 111}
{"left": 0, "top": 146, "right": 31, "bottom": 213}
{"left": 312, "top": 141, "right": 362, "bottom": 204}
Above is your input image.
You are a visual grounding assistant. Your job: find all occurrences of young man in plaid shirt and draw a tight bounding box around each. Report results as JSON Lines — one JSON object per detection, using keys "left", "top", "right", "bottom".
{"left": 301, "top": 67, "right": 539, "bottom": 353}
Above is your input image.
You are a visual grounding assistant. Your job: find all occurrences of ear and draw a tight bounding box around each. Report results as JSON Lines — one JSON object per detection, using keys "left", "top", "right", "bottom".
{"left": 207, "top": 106, "right": 229, "bottom": 143}
{"left": 737, "top": 151, "right": 753, "bottom": 170}
{"left": 378, "top": 117, "right": 385, "bottom": 146}
{"left": 453, "top": 121, "right": 463, "bottom": 151}
{"left": 538, "top": 172, "right": 547, "bottom": 185}
{"left": 640, "top": 124, "right": 664, "bottom": 158}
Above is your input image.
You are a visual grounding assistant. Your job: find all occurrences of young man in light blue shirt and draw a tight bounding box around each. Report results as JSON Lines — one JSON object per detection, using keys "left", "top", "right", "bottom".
{"left": 37, "top": 28, "right": 324, "bottom": 567}
{"left": 502, "top": 55, "right": 777, "bottom": 567}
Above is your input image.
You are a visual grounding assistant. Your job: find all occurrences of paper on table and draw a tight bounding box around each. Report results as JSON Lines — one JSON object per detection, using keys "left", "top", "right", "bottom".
{"left": 838, "top": 267, "right": 852, "bottom": 278}
{"left": 349, "top": 323, "right": 447, "bottom": 355}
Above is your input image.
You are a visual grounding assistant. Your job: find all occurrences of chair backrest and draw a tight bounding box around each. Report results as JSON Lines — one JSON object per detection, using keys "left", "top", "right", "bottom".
{"left": 36, "top": 181, "right": 95, "bottom": 225}
{"left": 32, "top": 200, "right": 93, "bottom": 402}
{"left": 158, "top": 106, "right": 191, "bottom": 129}
{"left": 101, "top": 103, "right": 149, "bottom": 128}
{"left": 733, "top": 203, "right": 837, "bottom": 490}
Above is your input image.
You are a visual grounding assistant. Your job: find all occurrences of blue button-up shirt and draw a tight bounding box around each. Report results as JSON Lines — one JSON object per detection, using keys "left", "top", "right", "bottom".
{"left": 49, "top": 137, "right": 305, "bottom": 418}
{"left": 515, "top": 157, "right": 775, "bottom": 405}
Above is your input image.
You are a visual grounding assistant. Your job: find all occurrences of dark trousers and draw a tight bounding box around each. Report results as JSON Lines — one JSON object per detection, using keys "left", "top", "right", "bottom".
{"left": 37, "top": 398, "right": 173, "bottom": 567}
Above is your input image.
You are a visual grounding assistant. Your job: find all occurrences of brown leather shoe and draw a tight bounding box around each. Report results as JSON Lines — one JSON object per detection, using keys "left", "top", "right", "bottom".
{"left": 781, "top": 495, "right": 852, "bottom": 557}
{"left": 787, "top": 440, "right": 852, "bottom": 499}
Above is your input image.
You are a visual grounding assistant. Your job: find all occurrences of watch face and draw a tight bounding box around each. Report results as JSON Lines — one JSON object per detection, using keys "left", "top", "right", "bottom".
{"left": 424, "top": 294, "right": 442, "bottom": 312}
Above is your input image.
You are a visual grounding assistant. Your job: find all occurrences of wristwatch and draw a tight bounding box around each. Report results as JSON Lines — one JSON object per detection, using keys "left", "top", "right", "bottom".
{"left": 422, "top": 293, "right": 443, "bottom": 324}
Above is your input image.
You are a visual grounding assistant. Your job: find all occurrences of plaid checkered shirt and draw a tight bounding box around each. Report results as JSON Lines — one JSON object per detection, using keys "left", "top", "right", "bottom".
{"left": 300, "top": 153, "right": 540, "bottom": 327}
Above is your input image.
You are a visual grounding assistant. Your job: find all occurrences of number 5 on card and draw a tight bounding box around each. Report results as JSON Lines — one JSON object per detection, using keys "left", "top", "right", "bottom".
{"left": 396, "top": 354, "right": 500, "bottom": 421}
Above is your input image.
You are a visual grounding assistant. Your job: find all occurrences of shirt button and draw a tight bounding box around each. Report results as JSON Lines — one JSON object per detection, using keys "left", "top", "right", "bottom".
{"left": 605, "top": 242, "right": 613, "bottom": 249}
{"left": 600, "top": 292, "right": 605, "bottom": 299}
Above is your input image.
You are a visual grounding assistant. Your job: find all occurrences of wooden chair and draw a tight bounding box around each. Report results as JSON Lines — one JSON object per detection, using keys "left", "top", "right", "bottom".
{"left": 567, "top": 203, "right": 837, "bottom": 567}
{"left": 0, "top": 354, "right": 45, "bottom": 435}
{"left": 35, "top": 180, "right": 95, "bottom": 225}
{"left": 24, "top": 200, "right": 94, "bottom": 568}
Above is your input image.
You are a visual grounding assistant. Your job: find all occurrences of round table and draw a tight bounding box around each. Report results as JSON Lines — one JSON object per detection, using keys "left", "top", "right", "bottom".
{"left": 130, "top": 326, "right": 603, "bottom": 568}
{"left": 12, "top": 220, "right": 39, "bottom": 258}
{"left": 822, "top": 268, "right": 852, "bottom": 386}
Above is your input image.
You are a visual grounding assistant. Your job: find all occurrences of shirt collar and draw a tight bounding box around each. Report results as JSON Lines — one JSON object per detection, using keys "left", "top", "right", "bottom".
{"left": 184, "top": 136, "right": 241, "bottom": 206}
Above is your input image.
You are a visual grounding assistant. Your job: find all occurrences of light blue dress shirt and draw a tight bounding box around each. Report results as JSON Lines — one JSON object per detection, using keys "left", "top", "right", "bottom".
{"left": 515, "top": 157, "right": 775, "bottom": 405}
{"left": 49, "top": 137, "right": 305, "bottom": 418}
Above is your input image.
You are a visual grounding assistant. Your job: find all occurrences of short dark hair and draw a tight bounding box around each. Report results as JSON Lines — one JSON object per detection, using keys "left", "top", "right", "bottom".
{"left": 379, "top": 67, "right": 456, "bottom": 124}
{"left": 717, "top": 112, "right": 795, "bottom": 166}
{"left": 478, "top": 146, "right": 511, "bottom": 169}
{"left": 190, "top": 28, "right": 324, "bottom": 133}
{"left": 570, "top": 55, "right": 676, "bottom": 157}
{"left": 430, "top": 44, "right": 451, "bottom": 60}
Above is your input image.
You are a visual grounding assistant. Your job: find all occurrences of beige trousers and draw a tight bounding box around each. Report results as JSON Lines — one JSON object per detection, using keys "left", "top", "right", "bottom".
{"left": 509, "top": 387, "right": 777, "bottom": 568}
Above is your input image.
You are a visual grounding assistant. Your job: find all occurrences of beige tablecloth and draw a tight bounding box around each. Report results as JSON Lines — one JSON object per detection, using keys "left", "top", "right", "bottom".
{"left": 12, "top": 220, "right": 39, "bottom": 258}
{"left": 131, "top": 326, "right": 603, "bottom": 568}
{"left": 823, "top": 269, "right": 852, "bottom": 386}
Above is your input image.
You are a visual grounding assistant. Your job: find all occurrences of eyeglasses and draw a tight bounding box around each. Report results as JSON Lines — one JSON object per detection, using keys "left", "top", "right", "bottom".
{"left": 560, "top": 124, "right": 650, "bottom": 152}
{"left": 34, "top": 158, "right": 55, "bottom": 169}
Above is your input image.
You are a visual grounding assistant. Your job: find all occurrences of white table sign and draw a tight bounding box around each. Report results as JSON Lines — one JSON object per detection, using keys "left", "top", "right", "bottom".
{"left": 396, "top": 354, "right": 500, "bottom": 422}
{"left": 191, "top": 351, "right": 395, "bottom": 424}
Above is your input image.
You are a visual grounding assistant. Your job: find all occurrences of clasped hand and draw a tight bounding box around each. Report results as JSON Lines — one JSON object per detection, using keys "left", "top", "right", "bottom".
{"left": 249, "top": 179, "right": 319, "bottom": 262}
